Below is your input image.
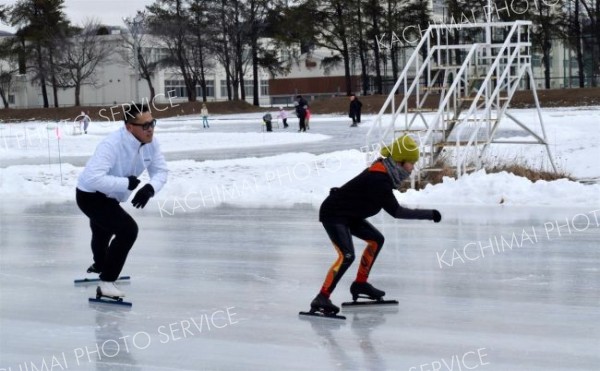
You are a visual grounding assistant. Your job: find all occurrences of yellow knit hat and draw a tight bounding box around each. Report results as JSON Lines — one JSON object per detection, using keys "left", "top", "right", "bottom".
{"left": 380, "top": 135, "right": 420, "bottom": 163}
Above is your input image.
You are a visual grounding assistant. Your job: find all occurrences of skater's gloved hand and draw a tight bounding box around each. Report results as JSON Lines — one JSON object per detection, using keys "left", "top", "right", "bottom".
{"left": 432, "top": 209, "right": 442, "bottom": 223}
{"left": 127, "top": 176, "right": 141, "bottom": 191}
{"left": 131, "top": 184, "right": 154, "bottom": 209}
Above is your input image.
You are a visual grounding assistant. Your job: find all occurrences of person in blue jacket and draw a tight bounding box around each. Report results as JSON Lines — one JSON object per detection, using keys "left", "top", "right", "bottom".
{"left": 310, "top": 135, "right": 441, "bottom": 314}
{"left": 76, "top": 103, "right": 168, "bottom": 298}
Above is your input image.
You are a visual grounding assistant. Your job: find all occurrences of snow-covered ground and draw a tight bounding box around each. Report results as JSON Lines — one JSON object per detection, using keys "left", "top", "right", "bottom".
{"left": 1, "top": 107, "right": 599, "bottom": 213}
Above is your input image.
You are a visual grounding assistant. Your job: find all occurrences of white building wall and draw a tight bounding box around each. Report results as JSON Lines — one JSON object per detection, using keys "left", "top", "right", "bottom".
{"left": 2, "top": 33, "right": 274, "bottom": 109}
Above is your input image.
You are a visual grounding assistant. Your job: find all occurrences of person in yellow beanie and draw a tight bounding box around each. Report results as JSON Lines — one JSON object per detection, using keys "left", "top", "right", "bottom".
{"left": 306, "top": 135, "right": 441, "bottom": 317}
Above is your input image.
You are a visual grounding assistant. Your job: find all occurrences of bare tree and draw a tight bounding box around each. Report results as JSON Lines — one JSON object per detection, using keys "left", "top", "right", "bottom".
{"left": 212, "top": 0, "right": 236, "bottom": 100}
{"left": 384, "top": 0, "right": 403, "bottom": 84}
{"left": 566, "top": 0, "right": 586, "bottom": 87}
{"left": 355, "top": 0, "right": 370, "bottom": 95}
{"left": 246, "top": 0, "right": 274, "bottom": 105}
{"left": 56, "top": 21, "right": 112, "bottom": 106}
{"left": 122, "top": 11, "right": 161, "bottom": 100}
{"left": 507, "top": 0, "right": 568, "bottom": 89}
{"left": 366, "top": 0, "right": 384, "bottom": 94}
{"left": 189, "top": 0, "right": 215, "bottom": 102}
{"left": 580, "top": 0, "right": 600, "bottom": 86}
{"left": 147, "top": 0, "right": 199, "bottom": 102}
{"left": 312, "top": 0, "right": 354, "bottom": 95}
{"left": 207, "top": 0, "right": 250, "bottom": 101}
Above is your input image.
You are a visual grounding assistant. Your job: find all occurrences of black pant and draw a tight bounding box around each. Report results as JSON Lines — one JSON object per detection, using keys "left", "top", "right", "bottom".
{"left": 298, "top": 116, "right": 306, "bottom": 131}
{"left": 282, "top": 118, "right": 288, "bottom": 128}
{"left": 265, "top": 120, "right": 273, "bottom": 132}
{"left": 76, "top": 189, "right": 138, "bottom": 281}
{"left": 320, "top": 220, "right": 384, "bottom": 295}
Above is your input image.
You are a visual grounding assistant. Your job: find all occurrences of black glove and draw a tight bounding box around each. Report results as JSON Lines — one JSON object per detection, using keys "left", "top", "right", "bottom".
{"left": 127, "top": 176, "right": 141, "bottom": 191}
{"left": 131, "top": 184, "right": 154, "bottom": 209}
{"left": 432, "top": 209, "right": 442, "bottom": 223}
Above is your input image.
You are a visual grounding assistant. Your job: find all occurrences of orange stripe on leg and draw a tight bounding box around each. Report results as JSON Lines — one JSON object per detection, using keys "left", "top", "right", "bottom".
{"left": 320, "top": 243, "right": 344, "bottom": 296}
{"left": 356, "top": 240, "right": 379, "bottom": 283}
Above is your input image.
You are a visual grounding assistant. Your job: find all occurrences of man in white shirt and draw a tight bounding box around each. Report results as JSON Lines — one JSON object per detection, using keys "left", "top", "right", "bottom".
{"left": 76, "top": 103, "right": 168, "bottom": 297}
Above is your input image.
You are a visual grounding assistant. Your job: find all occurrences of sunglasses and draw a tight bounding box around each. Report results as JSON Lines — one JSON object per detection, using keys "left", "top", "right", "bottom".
{"left": 128, "top": 119, "right": 156, "bottom": 130}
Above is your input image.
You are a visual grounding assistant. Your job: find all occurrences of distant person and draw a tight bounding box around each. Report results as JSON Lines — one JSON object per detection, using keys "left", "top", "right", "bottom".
{"left": 76, "top": 103, "right": 168, "bottom": 298}
{"left": 201, "top": 103, "right": 210, "bottom": 128}
{"left": 295, "top": 95, "right": 308, "bottom": 132}
{"left": 305, "top": 107, "right": 311, "bottom": 130}
{"left": 309, "top": 135, "right": 441, "bottom": 315}
{"left": 82, "top": 111, "right": 91, "bottom": 134}
{"left": 277, "top": 107, "right": 289, "bottom": 128}
{"left": 349, "top": 94, "right": 362, "bottom": 127}
{"left": 263, "top": 112, "right": 273, "bottom": 132}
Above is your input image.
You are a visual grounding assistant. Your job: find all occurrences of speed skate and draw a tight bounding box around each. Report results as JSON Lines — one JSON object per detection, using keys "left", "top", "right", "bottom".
{"left": 341, "top": 298, "right": 399, "bottom": 307}
{"left": 342, "top": 282, "right": 398, "bottom": 307}
{"left": 88, "top": 287, "right": 132, "bottom": 307}
{"left": 298, "top": 310, "right": 346, "bottom": 320}
{"left": 74, "top": 275, "right": 130, "bottom": 284}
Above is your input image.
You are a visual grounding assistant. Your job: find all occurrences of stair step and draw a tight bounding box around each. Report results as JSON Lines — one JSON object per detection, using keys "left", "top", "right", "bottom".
{"left": 422, "top": 86, "right": 446, "bottom": 91}
{"left": 470, "top": 76, "right": 499, "bottom": 80}
{"left": 445, "top": 118, "right": 498, "bottom": 123}
{"left": 431, "top": 65, "right": 462, "bottom": 70}
{"left": 405, "top": 108, "right": 438, "bottom": 113}
{"left": 393, "top": 129, "right": 430, "bottom": 133}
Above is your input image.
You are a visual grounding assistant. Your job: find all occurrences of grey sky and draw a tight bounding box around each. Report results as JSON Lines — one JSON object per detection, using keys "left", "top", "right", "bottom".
{"left": 0, "top": 0, "right": 154, "bottom": 33}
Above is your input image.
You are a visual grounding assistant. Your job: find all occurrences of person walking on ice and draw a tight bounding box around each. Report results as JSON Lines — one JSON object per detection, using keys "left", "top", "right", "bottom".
{"left": 262, "top": 112, "right": 273, "bottom": 132}
{"left": 76, "top": 103, "right": 168, "bottom": 298}
{"left": 309, "top": 135, "right": 441, "bottom": 316}
{"left": 295, "top": 95, "right": 308, "bottom": 132}
{"left": 277, "top": 107, "right": 289, "bottom": 128}
{"left": 81, "top": 111, "right": 91, "bottom": 134}
{"left": 349, "top": 94, "right": 362, "bottom": 127}
{"left": 201, "top": 103, "right": 210, "bottom": 128}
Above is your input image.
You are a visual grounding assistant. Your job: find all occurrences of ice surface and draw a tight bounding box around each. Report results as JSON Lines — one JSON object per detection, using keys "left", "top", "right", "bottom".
{"left": 0, "top": 203, "right": 598, "bottom": 371}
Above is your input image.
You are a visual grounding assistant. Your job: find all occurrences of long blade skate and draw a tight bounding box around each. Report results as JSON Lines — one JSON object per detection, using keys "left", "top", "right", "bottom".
{"left": 299, "top": 310, "right": 346, "bottom": 320}
{"left": 89, "top": 287, "right": 132, "bottom": 307}
{"left": 342, "top": 295, "right": 398, "bottom": 307}
{"left": 74, "top": 276, "right": 130, "bottom": 284}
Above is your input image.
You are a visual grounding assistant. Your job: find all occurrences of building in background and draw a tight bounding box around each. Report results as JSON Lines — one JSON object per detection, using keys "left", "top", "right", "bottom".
{"left": 0, "top": 29, "right": 273, "bottom": 109}
{"left": 0, "top": 1, "right": 590, "bottom": 110}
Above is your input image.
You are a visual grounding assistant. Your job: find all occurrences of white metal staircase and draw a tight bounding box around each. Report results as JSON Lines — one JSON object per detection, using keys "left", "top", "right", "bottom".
{"left": 366, "top": 20, "right": 557, "bottom": 185}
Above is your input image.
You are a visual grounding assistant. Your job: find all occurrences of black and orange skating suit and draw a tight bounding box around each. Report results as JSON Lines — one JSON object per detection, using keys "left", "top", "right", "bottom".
{"left": 317, "top": 159, "right": 438, "bottom": 301}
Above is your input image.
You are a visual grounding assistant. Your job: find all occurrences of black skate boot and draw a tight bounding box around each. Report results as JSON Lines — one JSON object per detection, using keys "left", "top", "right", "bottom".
{"left": 310, "top": 293, "right": 340, "bottom": 314}
{"left": 87, "top": 263, "right": 101, "bottom": 274}
{"left": 350, "top": 282, "right": 385, "bottom": 301}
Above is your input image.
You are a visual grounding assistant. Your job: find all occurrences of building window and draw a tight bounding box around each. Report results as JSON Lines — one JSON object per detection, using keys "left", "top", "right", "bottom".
{"left": 165, "top": 79, "right": 214, "bottom": 98}
{"left": 242, "top": 79, "right": 268, "bottom": 97}
{"left": 195, "top": 80, "right": 215, "bottom": 97}
{"left": 8, "top": 94, "right": 15, "bottom": 104}
{"left": 532, "top": 55, "right": 552, "bottom": 68}
{"left": 260, "top": 79, "right": 269, "bottom": 96}
{"left": 164, "top": 80, "right": 186, "bottom": 98}
{"left": 243, "top": 79, "right": 254, "bottom": 97}
{"left": 152, "top": 48, "right": 170, "bottom": 64}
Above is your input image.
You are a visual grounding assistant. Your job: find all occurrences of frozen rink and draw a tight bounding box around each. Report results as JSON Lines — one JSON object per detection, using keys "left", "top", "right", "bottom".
{"left": 0, "top": 202, "right": 598, "bottom": 371}
{"left": 1, "top": 113, "right": 599, "bottom": 370}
